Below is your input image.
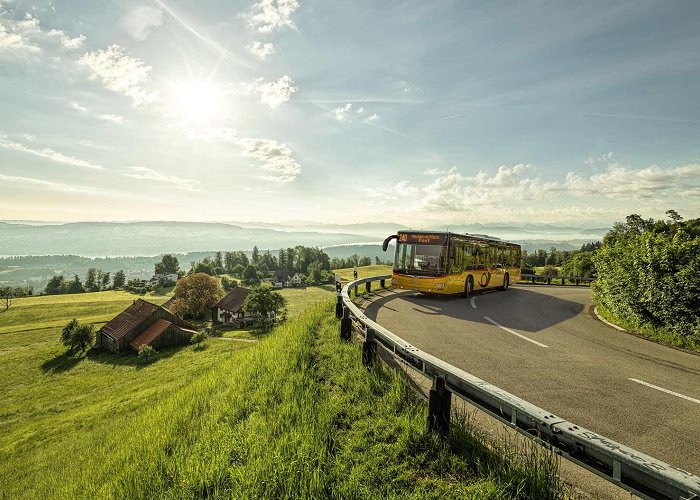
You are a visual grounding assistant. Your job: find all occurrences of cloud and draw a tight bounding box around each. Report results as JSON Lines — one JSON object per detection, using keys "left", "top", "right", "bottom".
{"left": 72, "top": 102, "right": 88, "bottom": 112}
{"left": 249, "top": 40, "right": 274, "bottom": 59}
{"left": 0, "top": 173, "right": 98, "bottom": 194}
{"left": 0, "top": 13, "right": 84, "bottom": 56}
{"left": 249, "top": 0, "right": 299, "bottom": 33}
{"left": 123, "top": 166, "right": 200, "bottom": 192}
{"left": 236, "top": 137, "right": 301, "bottom": 182}
{"left": 332, "top": 103, "right": 352, "bottom": 121}
{"left": 0, "top": 136, "right": 104, "bottom": 170}
{"left": 77, "top": 45, "right": 159, "bottom": 106}
{"left": 185, "top": 126, "right": 237, "bottom": 142}
{"left": 120, "top": 6, "right": 163, "bottom": 41}
{"left": 249, "top": 75, "right": 297, "bottom": 108}
{"left": 98, "top": 113, "right": 124, "bottom": 124}
{"left": 332, "top": 103, "right": 380, "bottom": 123}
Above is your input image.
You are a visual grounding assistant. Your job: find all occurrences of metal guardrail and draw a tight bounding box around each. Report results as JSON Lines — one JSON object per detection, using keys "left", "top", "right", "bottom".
{"left": 520, "top": 273, "right": 595, "bottom": 286}
{"left": 337, "top": 275, "right": 700, "bottom": 500}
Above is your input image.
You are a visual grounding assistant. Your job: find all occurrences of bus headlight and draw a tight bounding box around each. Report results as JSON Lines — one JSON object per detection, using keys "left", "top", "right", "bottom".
{"left": 391, "top": 279, "right": 398, "bottom": 286}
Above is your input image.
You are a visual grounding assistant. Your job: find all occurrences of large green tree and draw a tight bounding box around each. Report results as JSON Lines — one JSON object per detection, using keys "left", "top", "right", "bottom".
{"left": 243, "top": 286, "right": 287, "bottom": 332}
{"left": 155, "top": 254, "right": 180, "bottom": 275}
{"left": 171, "top": 273, "right": 225, "bottom": 319}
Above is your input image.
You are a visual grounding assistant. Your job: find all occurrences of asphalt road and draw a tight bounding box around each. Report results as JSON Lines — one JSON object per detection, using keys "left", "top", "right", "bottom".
{"left": 362, "top": 284, "right": 700, "bottom": 477}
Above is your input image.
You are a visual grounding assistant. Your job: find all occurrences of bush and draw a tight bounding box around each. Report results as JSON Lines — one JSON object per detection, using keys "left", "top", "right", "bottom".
{"left": 60, "top": 319, "right": 95, "bottom": 354}
{"left": 138, "top": 344, "right": 156, "bottom": 361}
{"left": 190, "top": 331, "right": 208, "bottom": 349}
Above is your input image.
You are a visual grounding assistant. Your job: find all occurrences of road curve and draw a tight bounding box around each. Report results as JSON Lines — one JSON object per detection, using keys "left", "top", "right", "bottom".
{"left": 362, "top": 284, "right": 700, "bottom": 476}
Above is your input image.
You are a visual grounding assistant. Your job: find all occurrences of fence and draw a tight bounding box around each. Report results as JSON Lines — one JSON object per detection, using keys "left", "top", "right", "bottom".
{"left": 336, "top": 275, "right": 700, "bottom": 500}
{"left": 520, "top": 273, "right": 595, "bottom": 286}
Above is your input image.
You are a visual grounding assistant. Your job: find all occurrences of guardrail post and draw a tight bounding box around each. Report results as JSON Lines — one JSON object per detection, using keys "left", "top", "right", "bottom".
{"left": 365, "top": 282, "right": 371, "bottom": 294}
{"left": 547, "top": 277, "right": 552, "bottom": 285}
{"left": 575, "top": 278, "right": 580, "bottom": 285}
{"left": 380, "top": 278, "right": 385, "bottom": 288}
{"left": 354, "top": 285, "right": 358, "bottom": 297}
{"left": 428, "top": 376, "right": 451, "bottom": 438}
{"left": 340, "top": 306, "right": 352, "bottom": 341}
{"left": 362, "top": 328, "right": 376, "bottom": 367}
{"left": 335, "top": 296, "right": 343, "bottom": 319}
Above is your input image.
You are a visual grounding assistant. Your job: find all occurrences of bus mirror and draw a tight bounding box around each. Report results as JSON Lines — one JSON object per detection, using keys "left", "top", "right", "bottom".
{"left": 382, "top": 234, "right": 398, "bottom": 252}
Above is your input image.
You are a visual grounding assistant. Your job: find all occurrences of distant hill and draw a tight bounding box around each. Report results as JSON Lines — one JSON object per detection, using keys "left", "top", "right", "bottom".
{"left": 0, "top": 221, "right": 376, "bottom": 257}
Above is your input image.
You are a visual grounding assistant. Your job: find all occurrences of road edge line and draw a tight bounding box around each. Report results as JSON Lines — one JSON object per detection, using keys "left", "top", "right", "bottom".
{"left": 593, "top": 307, "right": 627, "bottom": 332}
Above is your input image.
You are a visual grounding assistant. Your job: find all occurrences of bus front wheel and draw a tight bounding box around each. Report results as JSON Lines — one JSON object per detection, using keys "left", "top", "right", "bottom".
{"left": 501, "top": 273, "right": 509, "bottom": 291}
{"left": 463, "top": 276, "right": 474, "bottom": 298}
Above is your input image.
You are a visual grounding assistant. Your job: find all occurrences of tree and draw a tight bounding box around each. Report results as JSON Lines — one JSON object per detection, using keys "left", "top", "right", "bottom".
{"left": 171, "top": 273, "right": 225, "bottom": 319}
{"left": 61, "top": 319, "right": 94, "bottom": 354}
{"left": 231, "top": 264, "right": 245, "bottom": 277}
{"left": 359, "top": 256, "right": 372, "bottom": 266}
{"left": 155, "top": 254, "right": 180, "bottom": 275}
{"left": 214, "top": 251, "right": 223, "bottom": 270}
{"left": 252, "top": 246, "right": 260, "bottom": 266}
{"left": 220, "top": 275, "right": 238, "bottom": 291}
{"left": 113, "top": 270, "right": 126, "bottom": 289}
{"left": 242, "top": 264, "right": 260, "bottom": 285}
{"left": 243, "top": 286, "right": 287, "bottom": 332}
{"left": 45, "top": 275, "right": 66, "bottom": 295}
{"left": 307, "top": 261, "right": 322, "bottom": 284}
{"left": 138, "top": 344, "right": 156, "bottom": 362}
{"left": 85, "top": 268, "right": 99, "bottom": 292}
{"left": 66, "top": 275, "right": 85, "bottom": 294}
{"left": 0, "top": 286, "right": 14, "bottom": 312}
{"left": 101, "top": 272, "right": 111, "bottom": 290}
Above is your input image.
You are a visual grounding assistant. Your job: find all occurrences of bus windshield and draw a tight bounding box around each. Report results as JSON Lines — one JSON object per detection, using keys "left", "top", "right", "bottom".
{"left": 394, "top": 243, "right": 447, "bottom": 275}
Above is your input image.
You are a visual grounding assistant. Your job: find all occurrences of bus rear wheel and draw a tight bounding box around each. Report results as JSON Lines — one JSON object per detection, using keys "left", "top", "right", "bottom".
{"left": 501, "top": 273, "right": 509, "bottom": 291}
{"left": 463, "top": 276, "right": 474, "bottom": 298}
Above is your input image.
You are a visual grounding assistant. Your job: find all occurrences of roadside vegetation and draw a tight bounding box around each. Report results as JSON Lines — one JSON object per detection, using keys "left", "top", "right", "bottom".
{"left": 0, "top": 295, "right": 565, "bottom": 499}
{"left": 593, "top": 211, "right": 700, "bottom": 351}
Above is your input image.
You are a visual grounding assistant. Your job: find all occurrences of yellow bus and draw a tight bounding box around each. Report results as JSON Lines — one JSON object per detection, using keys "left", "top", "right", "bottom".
{"left": 382, "top": 231, "right": 521, "bottom": 297}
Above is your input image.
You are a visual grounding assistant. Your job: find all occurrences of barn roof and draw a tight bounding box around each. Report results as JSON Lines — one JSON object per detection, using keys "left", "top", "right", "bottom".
{"left": 130, "top": 319, "right": 172, "bottom": 350}
{"left": 100, "top": 299, "right": 160, "bottom": 341}
{"left": 214, "top": 287, "right": 251, "bottom": 313}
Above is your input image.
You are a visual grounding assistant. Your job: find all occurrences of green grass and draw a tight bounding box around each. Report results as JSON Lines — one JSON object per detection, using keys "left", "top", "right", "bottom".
{"left": 333, "top": 265, "right": 393, "bottom": 281}
{"left": 1, "top": 292, "right": 565, "bottom": 499}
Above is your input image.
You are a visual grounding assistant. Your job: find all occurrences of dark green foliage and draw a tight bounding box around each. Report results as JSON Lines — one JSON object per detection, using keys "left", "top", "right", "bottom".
{"left": 66, "top": 275, "right": 85, "bottom": 294}
{"left": 593, "top": 212, "right": 700, "bottom": 349}
{"left": 61, "top": 318, "right": 95, "bottom": 353}
{"left": 113, "top": 270, "right": 126, "bottom": 289}
{"left": 45, "top": 275, "right": 67, "bottom": 295}
{"left": 242, "top": 264, "right": 259, "bottom": 285}
{"left": 560, "top": 252, "right": 596, "bottom": 278}
{"left": 155, "top": 254, "right": 180, "bottom": 275}
{"left": 138, "top": 344, "right": 156, "bottom": 361}
{"left": 243, "top": 285, "right": 287, "bottom": 332}
{"left": 220, "top": 275, "right": 238, "bottom": 291}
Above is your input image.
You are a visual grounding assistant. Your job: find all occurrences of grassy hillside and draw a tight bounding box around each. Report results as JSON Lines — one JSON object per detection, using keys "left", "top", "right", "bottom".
{"left": 0, "top": 289, "right": 564, "bottom": 499}
{"left": 334, "top": 264, "right": 392, "bottom": 281}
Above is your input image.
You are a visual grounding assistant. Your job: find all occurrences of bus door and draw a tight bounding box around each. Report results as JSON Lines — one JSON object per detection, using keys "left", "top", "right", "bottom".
{"left": 490, "top": 246, "right": 505, "bottom": 288}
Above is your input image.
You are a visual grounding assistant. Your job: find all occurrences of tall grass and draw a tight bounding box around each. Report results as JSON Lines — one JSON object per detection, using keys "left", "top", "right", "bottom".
{"left": 1, "top": 299, "right": 565, "bottom": 499}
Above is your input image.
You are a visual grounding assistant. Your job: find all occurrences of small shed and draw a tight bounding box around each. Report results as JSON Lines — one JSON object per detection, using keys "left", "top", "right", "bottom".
{"left": 97, "top": 299, "right": 196, "bottom": 353}
{"left": 212, "top": 287, "right": 252, "bottom": 327}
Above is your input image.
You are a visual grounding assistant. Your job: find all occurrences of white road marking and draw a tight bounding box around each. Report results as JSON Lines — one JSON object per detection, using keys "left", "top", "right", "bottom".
{"left": 628, "top": 378, "right": 700, "bottom": 404}
{"left": 483, "top": 316, "right": 549, "bottom": 348}
{"left": 470, "top": 297, "right": 477, "bottom": 309}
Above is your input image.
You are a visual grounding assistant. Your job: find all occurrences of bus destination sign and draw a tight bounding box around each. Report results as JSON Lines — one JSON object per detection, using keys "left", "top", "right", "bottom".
{"left": 398, "top": 232, "right": 448, "bottom": 245}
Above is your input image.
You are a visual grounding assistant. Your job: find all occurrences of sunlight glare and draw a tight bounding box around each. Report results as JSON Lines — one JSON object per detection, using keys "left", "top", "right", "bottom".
{"left": 171, "top": 81, "right": 223, "bottom": 124}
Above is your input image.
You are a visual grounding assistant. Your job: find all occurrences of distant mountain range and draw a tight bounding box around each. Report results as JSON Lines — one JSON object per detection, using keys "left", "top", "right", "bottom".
{"left": 0, "top": 220, "right": 607, "bottom": 258}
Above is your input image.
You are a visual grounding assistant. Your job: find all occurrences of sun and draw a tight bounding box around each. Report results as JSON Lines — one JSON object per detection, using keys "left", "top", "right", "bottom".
{"left": 170, "top": 80, "right": 224, "bottom": 124}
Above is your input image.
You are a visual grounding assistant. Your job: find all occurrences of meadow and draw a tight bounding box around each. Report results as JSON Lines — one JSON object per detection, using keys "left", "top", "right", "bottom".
{"left": 0, "top": 268, "right": 565, "bottom": 499}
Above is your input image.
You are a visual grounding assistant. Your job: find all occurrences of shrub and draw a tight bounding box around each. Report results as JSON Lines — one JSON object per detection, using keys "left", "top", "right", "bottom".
{"left": 190, "top": 331, "right": 208, "bottom": 349}
{"left": 138, "top": 344, "right": 156, "bottom": 361}
{"left": 60, "top": 319, "right": 95, "bottom": 354}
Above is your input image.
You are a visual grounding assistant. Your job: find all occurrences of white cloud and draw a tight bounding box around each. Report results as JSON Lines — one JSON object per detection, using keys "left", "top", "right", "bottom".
{"left": 236, "top": 137, "right": 301, "bottom": 182}
{"left": 72, "top": 102, "right": 88, "bottom": 112}
{"left": 98, "top": 113, "right": 124, "bottom": 124}
{"left": 249, "top": 0, "right": 299, "bottom": 33}
{"left": 0, "top": 14, "right": 84, "bottom": 56}
{"left": 0, "top": 173, "right": 97, "bottom": 194}
{"left": 248, "top": 40, "right": 274, "bottom": 60}
{"left": 0, "top": 136, "right": 104, "bottom": 170}
{"left": 120, "top": 6, "right": 163, "bottom": 41}
{"left": 123, "top": 166, "right": 200, "bottom": 192}
{"left": 46, "top": 28, "right": 85, "bottom": 49}
{"left": 250, "top": 75, "right": 297, "bottom": 108}
{"left": 332, "top": 103, "right": 379, "bottom": 123}
{"left": 332, "top": 103, "right": 352, "bottom": 121}
{"left": 77, "top": 45, "right": 159, "bottom": 106}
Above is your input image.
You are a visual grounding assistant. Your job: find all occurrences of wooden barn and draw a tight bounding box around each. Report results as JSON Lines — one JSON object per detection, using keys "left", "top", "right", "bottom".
{"left": 97, "top": 299, "right": 197, "bottom": 353}
{"left": 212, "top": 287, "right": 252, "bottom": 327}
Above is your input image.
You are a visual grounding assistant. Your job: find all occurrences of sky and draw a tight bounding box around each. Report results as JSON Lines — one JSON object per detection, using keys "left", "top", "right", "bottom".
{"left": 1, "top": 0, "right": 699, "bottom": 227}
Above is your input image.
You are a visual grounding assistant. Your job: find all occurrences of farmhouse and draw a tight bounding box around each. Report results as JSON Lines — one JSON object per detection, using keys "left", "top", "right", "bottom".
{"left": 97, "top": 299, "right": 197, "bottom": 353}
{"left": 212, "top": 286, "right": 252, "bottom": 326}
{"left": 271, "top": 270, "right": 290, "bottom": 287}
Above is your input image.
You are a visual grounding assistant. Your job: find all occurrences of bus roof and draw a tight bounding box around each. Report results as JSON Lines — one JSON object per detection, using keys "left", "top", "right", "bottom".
{"left": 397, "top": 230, "right": 519, "bottom": 247}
